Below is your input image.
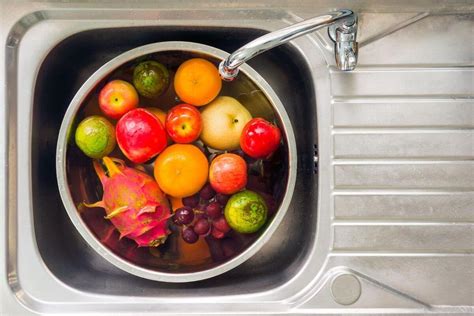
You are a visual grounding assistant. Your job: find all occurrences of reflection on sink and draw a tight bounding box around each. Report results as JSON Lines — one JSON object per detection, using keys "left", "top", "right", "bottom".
{"left": 32, "top": 26, "right": 317, "bottom": 295}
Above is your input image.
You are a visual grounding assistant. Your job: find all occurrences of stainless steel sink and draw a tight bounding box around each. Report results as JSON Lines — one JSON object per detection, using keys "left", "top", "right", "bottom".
{"left": 1, "top": 1, "right": 473, "bottom": 315}
{"left": 33, "top": 26, "right": 317, "bottom": 295}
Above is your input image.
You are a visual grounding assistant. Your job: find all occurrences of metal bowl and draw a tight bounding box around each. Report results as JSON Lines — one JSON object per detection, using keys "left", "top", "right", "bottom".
{"left": 56, "top": 42, "right": 296, "bottom": 282}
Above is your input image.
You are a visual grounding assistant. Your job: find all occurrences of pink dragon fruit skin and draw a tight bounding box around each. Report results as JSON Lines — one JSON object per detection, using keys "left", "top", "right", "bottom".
{"left": 85, "top": 157, "right": 171, "bottom": 247}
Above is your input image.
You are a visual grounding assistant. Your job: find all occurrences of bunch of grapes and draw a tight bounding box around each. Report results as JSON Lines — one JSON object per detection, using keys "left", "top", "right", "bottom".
{"left": 173, "top": 184, "right": 231, "bottom": 244}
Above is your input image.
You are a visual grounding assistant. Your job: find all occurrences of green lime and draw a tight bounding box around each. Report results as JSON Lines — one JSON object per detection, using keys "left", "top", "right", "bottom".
{"left": 75, "top": 116, "right": 116, "bottom": 159}
{"left": 133, "top": 61, "right": 170, "bottom": 98}
{"left": 224, "top": 190, "right": 268, "bottom": 234}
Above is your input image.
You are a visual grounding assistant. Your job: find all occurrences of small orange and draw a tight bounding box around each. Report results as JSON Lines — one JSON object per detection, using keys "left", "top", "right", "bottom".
{"left": 174, "top": 58, "right": 222, "bottom": 106}
{"left": 154, "top": 144, "right": 209, "bottom": 198}
{"left": 145, "top": 107, "right": 172, "bottom": 144}
{"left": 145, "top": 107, "right": 167, "bottom": 126}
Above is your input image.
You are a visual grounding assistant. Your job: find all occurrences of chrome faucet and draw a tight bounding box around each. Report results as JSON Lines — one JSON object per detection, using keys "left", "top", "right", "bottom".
{"left": 219, "top": 9, "right": 358, "bottom": 81}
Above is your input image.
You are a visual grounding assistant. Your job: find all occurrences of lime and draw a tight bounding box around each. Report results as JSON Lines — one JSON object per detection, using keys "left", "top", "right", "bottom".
{"left": 224, "top": 190, "right": 268, "bottom": 234}
{"left": 133, "top": 61, "right": 170, "bottom": 98}
{"left": 75, "top": 116, "right": 116, "bottom": 158}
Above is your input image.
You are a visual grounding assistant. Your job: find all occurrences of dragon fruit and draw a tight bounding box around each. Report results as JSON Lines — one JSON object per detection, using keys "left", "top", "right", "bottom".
{"left": 85, "top": 156, "right": 171, "bottom": 247}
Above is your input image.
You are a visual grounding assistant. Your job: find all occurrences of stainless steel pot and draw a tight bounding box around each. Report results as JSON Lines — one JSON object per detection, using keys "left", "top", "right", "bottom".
{"left": 56, "top": 41, "right": 297, "bottom": 282}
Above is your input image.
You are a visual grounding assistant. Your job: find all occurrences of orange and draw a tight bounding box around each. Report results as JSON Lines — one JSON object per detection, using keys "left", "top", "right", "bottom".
{"left": 170, "top": 196, "right": 184, "bottom": 212}
{"left": 145, "top": 107, "right": 167, "bottom": 126}
{"left": 154, "top": 144, "right": 209, "bottom": 198}
{"left": 145, "top": 107, "right": 172, "bottom": 144}
{"left": 174, "top": 58, "right": 222, "bottom": 106}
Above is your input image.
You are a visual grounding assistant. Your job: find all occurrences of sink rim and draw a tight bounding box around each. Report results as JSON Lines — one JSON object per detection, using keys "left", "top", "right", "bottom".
{"left": 55, "top": 41, "right": 298, "bottom": 283}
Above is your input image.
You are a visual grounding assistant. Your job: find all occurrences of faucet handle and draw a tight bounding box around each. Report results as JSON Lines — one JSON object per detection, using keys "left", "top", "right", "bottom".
{"left": 328, "top": 14, "right": 358, "bottom": 71}
{"left": 334, "top": 36, "right": 358, "bottom": 71}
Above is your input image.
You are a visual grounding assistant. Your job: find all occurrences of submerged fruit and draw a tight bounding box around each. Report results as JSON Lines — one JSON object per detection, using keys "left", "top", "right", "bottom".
{"left": 133, "top": 61, "right": 170, "bottom": 98}
{"left": 84, "top": 157, "right": 171, "bottom": 247}
{"left": 75, "top": 116, "right": 116, "bottom": 158}
{"left": 224, "top": 190, "right": 267, "bottom": 234}
{"left": 174, "top": 58, "right": 222, "bottom": 106}
{"left": 154, "top": 144, "right": 209, "bottom": 198}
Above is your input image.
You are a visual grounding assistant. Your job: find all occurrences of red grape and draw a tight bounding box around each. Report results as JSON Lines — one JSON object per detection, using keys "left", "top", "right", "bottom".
{"left": 193, "top": 218, "right": 210, "bottom": 235}
{"left": 194, "top": 212, "right": 208, "bottom": 221}
{"left": 215, "top": 193, "right": 229, "bottom": 206}
{"left": 182, "top": 227, "right": 198, "bottom": 243}
{"left": 205, "top": 202, "right": 222, "bottom": 219}
{"left": 199, "top": 183, "right": 216, "bottom": 200}
{"left": 173, "top": 207, "right": 194, "bottom": 225}
{"left": 211, "top": 227, "right": 225, "bottom": 239}
{"left": 212, "top": 216, "right": 231, "bottom": 233}
{"left": 182, "top": 194, "right": 199, "bottom": 208}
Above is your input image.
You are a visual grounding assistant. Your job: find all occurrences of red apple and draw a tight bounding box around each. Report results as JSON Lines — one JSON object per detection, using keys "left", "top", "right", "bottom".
{"left": 240, "top": 118, "right": 281, "bottom": 159}
{"left": 209, "top": 153, "right": 247, "bottom": 195}
{"left": 165, "top": 104, "right": 202, "bottom": 143}
{"left": 99, "top": 80, "right": 139, "bottom": 119}
{"left": 116, "top": 108, "right": 167, "bottom": 163}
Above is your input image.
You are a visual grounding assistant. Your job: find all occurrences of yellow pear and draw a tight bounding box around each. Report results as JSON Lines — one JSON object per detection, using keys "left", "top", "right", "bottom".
{"left": 200, "top": 96, "right": 252, "bottom": 150}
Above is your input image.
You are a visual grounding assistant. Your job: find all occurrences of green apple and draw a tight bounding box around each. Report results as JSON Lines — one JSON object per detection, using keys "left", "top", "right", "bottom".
{"left": 200, "top": 96, "right": 252, "bottom": 150}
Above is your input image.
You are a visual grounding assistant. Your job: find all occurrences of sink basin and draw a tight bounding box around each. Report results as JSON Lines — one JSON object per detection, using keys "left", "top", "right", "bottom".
{"left": 32, "top": 26, "right": 317, "bottom": 295}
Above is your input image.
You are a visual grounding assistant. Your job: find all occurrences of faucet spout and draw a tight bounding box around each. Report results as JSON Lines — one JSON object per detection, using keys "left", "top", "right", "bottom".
{"left": 219, "top": 9, "right": 358, "bottom": 81}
